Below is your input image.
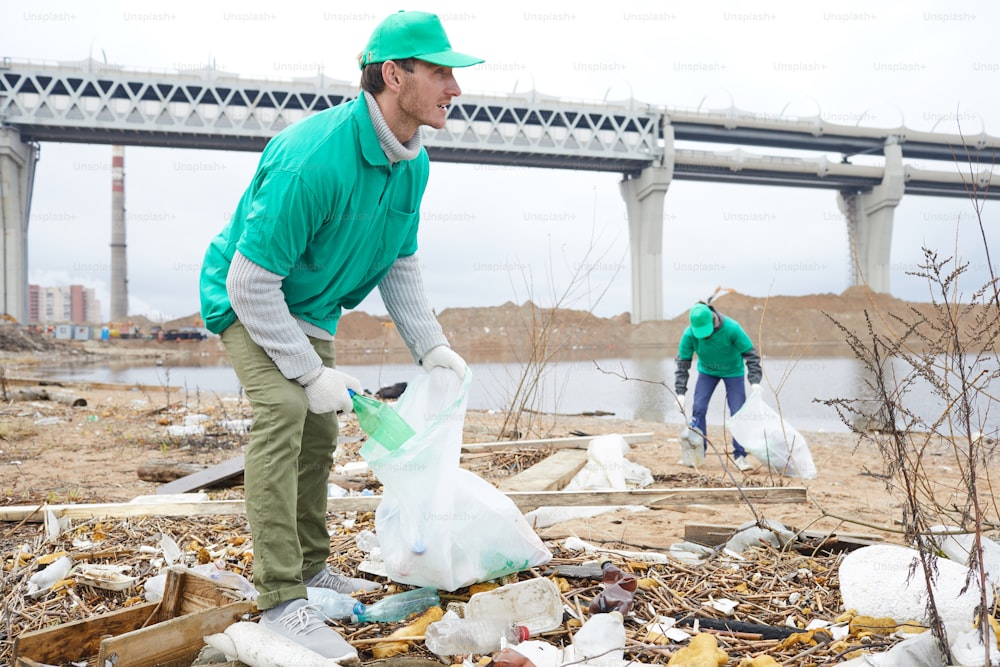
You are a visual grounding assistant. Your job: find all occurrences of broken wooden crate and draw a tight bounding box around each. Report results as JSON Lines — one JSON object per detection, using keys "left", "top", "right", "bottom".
{"left": 14, "top": 566, "right": 253, "bottom": 667}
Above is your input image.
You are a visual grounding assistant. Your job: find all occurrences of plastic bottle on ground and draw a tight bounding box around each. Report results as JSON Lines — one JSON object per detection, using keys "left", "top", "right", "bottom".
{"left": 588, "top": 562, "right": 637, "bottom": 615}
{"left": 351, "top": 586, "right": 440, "bottom": 623}
{"left": 466, "top": 577, "right": 565, "bottom": 634}
{"left": 306, "top": 586, "right": 365, "bottom": 620}
{"left": 424, "top": 617, "right": 530, "bottom": 656}
{"left": 349, "top": 389, "right": 416, "bottom": 450}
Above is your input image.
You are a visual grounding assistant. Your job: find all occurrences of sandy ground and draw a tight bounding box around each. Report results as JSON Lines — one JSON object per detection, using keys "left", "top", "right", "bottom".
{"left": 0, "top": 376, "right": 978, "bottom": 553}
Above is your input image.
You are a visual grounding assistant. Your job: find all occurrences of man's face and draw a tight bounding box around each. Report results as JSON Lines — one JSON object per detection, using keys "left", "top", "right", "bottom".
{"left": 397, "top": 60, "right": 462, "bottom": 130}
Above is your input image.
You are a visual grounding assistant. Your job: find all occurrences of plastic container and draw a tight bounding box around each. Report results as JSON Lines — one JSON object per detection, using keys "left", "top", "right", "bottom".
{"left": 424, "top": 617, "right": 530, "bottom": 656}
{"left": 351, "top": 586, "right": 440, "bottom": 623}
{"left": 466, "top": 577, "right": 564, "bottom": 634}
{"left": 189, "top": 562, "right": 258, "bottom": 600}
{"left": 306, "top": 587, "right": 365, "bottom": 619}
{"left": 349, "top": 389, "right": 415, "bottom": 450}
{"left": 571, "top": 611, "right": 625, "bottom": 667}
{"left": 588, "top": 562, "right": 637, "bottom": 615}
{"left": 679, "top": 422, "right": 706, "bottom": 467}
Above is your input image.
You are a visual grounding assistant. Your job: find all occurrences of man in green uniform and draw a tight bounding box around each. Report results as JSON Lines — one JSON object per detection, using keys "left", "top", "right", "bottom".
{"left": 199, "top": 11, "right": 481, "bottom": 659}
{"left": 674, "top": 301, "right": 762, "bottom": 472}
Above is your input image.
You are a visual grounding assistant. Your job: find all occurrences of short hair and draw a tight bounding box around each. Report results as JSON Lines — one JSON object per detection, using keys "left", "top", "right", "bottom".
{"left": 359, "top": 58, "right": 417, "bottom": 94}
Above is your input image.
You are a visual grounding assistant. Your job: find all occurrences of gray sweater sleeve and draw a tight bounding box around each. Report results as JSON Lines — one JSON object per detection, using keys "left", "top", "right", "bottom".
{"left": 378, "top": 254, "right": 449, "bottom": 363}
{"left": 226, "top": 250, "right": 323, "bottom": 381}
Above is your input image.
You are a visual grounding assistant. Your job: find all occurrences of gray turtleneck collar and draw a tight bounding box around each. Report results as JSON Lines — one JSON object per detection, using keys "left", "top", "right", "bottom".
{"left": 363, "top": 90, "right": 422, "bottom": 164}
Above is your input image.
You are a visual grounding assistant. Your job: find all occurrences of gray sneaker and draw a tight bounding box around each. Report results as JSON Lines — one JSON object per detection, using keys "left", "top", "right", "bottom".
{"left": 734, "top": 456, "right": 755, "bottom": 472}
{"left": 260, "top": 599, "right": 359, "bottom": 663}
{"left": 305, "top": 565, "right": 381, "bottom": 594}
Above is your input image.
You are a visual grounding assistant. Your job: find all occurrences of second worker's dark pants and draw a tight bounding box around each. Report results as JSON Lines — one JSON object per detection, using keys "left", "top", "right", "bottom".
{"left": 691, "top": 373, "right": 748, "bottom": 458}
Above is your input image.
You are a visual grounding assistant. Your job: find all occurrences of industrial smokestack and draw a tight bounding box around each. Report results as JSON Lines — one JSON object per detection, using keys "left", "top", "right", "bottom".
{"left": 110, "top": 145, "right": 127, "bottom": 321}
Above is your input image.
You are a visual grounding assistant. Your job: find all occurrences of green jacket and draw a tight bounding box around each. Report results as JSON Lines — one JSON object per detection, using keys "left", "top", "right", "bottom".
{"left": 199, "top": 95, "right": 428, "bottom": 335}
{"left": 674, "top": 305, "right": 762, "bottom": 393}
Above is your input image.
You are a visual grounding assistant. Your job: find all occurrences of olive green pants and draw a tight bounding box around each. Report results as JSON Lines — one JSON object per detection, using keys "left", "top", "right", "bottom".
{"left": 220, "top": 321, "right": 338, "bottom": 611}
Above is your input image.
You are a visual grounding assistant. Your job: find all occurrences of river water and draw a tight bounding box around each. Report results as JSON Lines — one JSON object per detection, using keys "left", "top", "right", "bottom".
{"left": 34, "top": 352, "right": 999, "bottom": 436}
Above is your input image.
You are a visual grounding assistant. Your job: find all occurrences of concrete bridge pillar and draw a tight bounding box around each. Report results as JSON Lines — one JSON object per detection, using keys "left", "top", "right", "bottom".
{"left": 619, "top": 126, "right": 674, "bottom": 323}
{"left": 0, "top": 128, "right": 38, "bottom": 323}
{"left": 837, "top": 140, "right": 905, "bottom": 292}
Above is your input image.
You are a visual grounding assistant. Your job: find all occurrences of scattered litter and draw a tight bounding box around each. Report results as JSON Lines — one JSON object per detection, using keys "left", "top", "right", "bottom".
{"left": 74, "top": 564, "right": 137, "bottom": 591}
{"left": 563, "top": 536, "right": 669, "bottom": 564}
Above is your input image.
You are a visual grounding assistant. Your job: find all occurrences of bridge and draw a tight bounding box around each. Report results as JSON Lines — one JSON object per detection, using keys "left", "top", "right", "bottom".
{"left": 1, "top": 58, "right": 998, "bottom": 323}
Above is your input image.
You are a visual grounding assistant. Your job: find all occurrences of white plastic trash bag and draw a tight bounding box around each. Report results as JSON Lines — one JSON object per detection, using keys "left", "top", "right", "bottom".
{"left": 726, "top": 385, "right": 816, "bottom": 479}
{"left": 360, "top": 367, "right": 552, "bottom": 591}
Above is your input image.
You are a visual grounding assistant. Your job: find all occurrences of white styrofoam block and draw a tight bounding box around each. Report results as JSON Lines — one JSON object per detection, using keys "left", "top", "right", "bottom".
{"left": 839, "top": 544, "right": 990, "bottom": 632}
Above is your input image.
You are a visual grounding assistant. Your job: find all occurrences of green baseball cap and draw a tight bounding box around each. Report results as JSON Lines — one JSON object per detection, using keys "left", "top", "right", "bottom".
{"left": 689, "top": 303, "right": 715, "bottom": 339}
{"left": 359, "top": 10, "right": 484, "bottom": 70}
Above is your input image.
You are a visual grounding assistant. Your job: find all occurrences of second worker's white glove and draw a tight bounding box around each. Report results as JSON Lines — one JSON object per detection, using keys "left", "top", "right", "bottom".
{"left": 675, "top": 393, "right": 686, "bottom": 412}
{"left": 421, "top": 345, "right": 467, "bottom": 380}
{"left": 301, "top": 367, "right": 363, "bottom": 414}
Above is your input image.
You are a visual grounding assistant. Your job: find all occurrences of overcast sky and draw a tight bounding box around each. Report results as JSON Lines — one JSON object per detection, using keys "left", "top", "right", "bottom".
{"left": 4, "top": 0, "right": 997, "bottom": 323}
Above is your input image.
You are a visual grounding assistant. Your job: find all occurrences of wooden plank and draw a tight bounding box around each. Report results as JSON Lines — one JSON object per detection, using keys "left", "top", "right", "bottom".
{"left": 461, "top": 432, "right": 654, "bottom": 453}
{"left": 684, "top": 522, "right": 884, "bottom": 548}
{"left": 96, "top": 601, "right": 252, "bottom": 667}
{"left": 502, "top": 487, "right": 808, "bottom": 511}
{"left": 0, "top": 487, "right": 807, "bottom": 522}
{"left": 155, "top": 454, "right": 246, "bottom": 495}
{"left": 498, "top": 449, "right": 589, "bottom": 492}
{"left": 14, "top": 602, "right": 160, "bottom": 665}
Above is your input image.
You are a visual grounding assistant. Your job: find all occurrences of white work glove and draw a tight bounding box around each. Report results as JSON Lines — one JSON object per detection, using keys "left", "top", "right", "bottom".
{"left": 675, "top": 393, "right": 686, "bottom": 412}
{"left": 421, "top": 345, "right": 467, "bottom": 379}
{"left": 301, "top": 367, "right": 363, "bottom": 414}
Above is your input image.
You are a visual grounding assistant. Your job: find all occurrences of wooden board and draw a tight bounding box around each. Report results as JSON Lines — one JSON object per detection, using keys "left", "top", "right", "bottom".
{"left": 14, "top": 602, "right": 161, "bottom": 665}
{"left": 96, "top": 601, "right": 251, "bottom": 667}
{"left": 1, "top": 487, "right": 807, "bottom": 523}
{"left": 684, "top": 522, "right": 884, "bottom": 552}
{"left": 155, "top": 454, "right": 245, "bottom": 495}
{"left": 498, "top": 449, "right": 589, "bottom": 492}
{"left": 461, "top": 431, "right": 653, "bottom": 453}
{"left": 14, "top": 568, "right": 252, "bottom": 667}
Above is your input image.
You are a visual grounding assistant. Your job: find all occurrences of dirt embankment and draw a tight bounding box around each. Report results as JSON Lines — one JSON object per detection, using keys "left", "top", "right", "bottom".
{"left": 335, "top": 286, "right": 993, "bottom": 363}
{"left": 2, "top": 286, "right": 990, "bottom": 367}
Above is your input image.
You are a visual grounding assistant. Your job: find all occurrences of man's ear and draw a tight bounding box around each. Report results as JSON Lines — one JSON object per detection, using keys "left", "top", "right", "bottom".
{"left": 381, "top": 61, "right": 403, "bottom": 92}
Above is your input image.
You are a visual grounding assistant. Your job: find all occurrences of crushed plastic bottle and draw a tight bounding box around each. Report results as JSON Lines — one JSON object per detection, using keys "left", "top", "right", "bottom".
{"left": 424, "top": 617, "right": 530, "bottom": 656}
{"left": 466, "top": 577, "right": 564, "bottom": 634}
{"left": 351, "top": 586, "right": 440, "bottom": 623}
{"left": 349, "top": 389, "right": 415, "bottom": 450}
{"left": 588, "top": 561, "right": 637, "bottom": 615}
{"left": 307, "top": 587, "right": 365, "bottom": 619}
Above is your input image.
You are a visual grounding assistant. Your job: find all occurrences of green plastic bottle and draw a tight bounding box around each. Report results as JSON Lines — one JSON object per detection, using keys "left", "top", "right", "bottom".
{"left": 349, "top": 389, "right": 416, "bottom": 451}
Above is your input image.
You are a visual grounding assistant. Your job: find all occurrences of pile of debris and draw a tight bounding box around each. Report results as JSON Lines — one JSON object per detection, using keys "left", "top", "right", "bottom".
{"left": 2, "top": 498, "right": 958, "bottom": 666}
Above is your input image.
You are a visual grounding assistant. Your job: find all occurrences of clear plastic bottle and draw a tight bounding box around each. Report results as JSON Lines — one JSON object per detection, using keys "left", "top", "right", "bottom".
{"left": 349, "top": 389, "right": 416, "bottom": 450}
{"left": 424, "top": 617, "right": 530, "bottom": 656}
{"left": 306, "top": 586, "right": 365, "bottom": 619}
{"left": 465, "top": 577, "right": 564, "bottom": 634}
{"left": 351, "top": 586, "right": 440, "bottom": 623}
